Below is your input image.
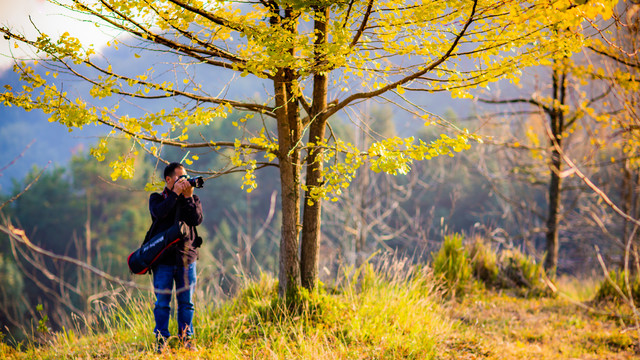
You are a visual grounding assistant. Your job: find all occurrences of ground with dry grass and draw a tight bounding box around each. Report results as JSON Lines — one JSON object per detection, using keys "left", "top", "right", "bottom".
{"left": 0, "top": 269, "right": 638, "bottom": 359}
{"left": 443, "top": 290, "right": 637, "bottom": 359}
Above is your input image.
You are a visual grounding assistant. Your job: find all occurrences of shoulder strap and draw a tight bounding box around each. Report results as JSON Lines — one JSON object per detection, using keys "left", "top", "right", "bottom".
{"left": 174, "top": 199, "right": 182, "bottom": 224}
{"left": 192, "top": 224, "right": 202, "bottom": 248}
{"left": 142, "top": 216, "right": 158, "bottom": 245}
{"left": 143, "top": 190, "right": 168, "bottom": 245}
{"left": 144, "top": 191, "right": 187, "bottom": 245}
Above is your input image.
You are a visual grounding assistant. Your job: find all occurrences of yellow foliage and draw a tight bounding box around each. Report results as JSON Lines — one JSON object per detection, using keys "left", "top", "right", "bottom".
{"left": 0, "top": 0, "right": 621, "bottom": 193}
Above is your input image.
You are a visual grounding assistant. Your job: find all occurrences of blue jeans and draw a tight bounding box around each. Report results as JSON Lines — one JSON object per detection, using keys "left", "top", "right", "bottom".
{"left": 152, "top": 262, "right": 197, "bottom": 339}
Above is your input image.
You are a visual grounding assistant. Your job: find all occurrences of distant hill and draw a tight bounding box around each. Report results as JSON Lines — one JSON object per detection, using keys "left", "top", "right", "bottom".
{"left": 0, "top": 71, "right": 104, "bottom": 193}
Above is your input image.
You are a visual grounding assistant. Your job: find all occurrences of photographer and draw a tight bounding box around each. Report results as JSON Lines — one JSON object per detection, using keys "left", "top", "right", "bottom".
{"left": 149, "top": 162, "right": 203, "bottom": 352}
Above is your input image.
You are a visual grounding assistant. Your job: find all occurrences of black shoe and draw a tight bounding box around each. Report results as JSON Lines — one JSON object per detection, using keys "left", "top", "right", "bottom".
{"left": 156, "top": 335, "right": 168, "bottom": 354}
{"left": 184, "top": 340, "right": 196, "bottom": 351}
{"left": 181, "top": 335, "right": 195, "bottom": 351}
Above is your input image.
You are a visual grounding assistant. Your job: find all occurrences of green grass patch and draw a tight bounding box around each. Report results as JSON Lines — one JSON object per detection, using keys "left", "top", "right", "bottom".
{"left": 468, "top": 235, "right": 499, "bottom": 288}
{"left": 1, "top": 257, "right": 638, "bottom": 359}
{"left": 2, "top": 259, "right": 452, "bottom": 359}
{"left": 432, "top": 233, "right": 473, "bottom": 297}
{"left": 594, "top": 270, "right": 640, "bottom": 305}
{"left": 556, "top": 275, "right": 601, "bottom": 302}
{"left": 497, "top": 248, "right": 549, "bottom": 297}
{"left": 433, "top": 233, "right": 550, "bottom": 298}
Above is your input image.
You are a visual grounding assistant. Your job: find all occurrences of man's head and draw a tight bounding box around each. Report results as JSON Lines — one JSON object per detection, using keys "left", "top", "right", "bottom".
{"left": 164, "top": 162, "right": 187, "bottom": 189}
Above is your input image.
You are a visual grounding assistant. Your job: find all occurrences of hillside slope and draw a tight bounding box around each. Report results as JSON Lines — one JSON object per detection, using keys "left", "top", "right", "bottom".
{"left": 1, "top": 269, "right": 637, "bottom": 359}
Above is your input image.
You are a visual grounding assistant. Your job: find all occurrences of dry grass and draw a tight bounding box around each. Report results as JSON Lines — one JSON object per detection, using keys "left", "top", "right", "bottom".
{"left": 1, "top": 264, "right": 638, "bottom": 359}
{"left": 445, "top": 290, "right": 638, "bottom": 359}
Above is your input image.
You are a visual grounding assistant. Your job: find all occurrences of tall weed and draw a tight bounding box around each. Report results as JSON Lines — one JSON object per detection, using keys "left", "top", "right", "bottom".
{"left": 498, "top": 248, "right": 549, "bottom": 297}
{"left": 432, "top": 233, "right": 473, "bottom": 297}
{"left": 594, "top": 270, "right": 640, "bottom": 304}
{"left": 435, "top": 233, "right": 549, "bottom": 297}
{"left": 468, "top": 235, "right": 499, "bottom": 288}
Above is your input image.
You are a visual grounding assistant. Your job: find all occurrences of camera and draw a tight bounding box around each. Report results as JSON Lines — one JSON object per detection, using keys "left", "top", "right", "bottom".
{"left": 178, "top": 175, "right": 204, "bottom": 188}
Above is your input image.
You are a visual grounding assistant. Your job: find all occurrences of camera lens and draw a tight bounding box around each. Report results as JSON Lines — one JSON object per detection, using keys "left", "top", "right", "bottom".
{"left": 178, "top": 174, "right": 204, "bottom": 188}
{"left": 188, "top": 176, "right": 204, "bottom": 188}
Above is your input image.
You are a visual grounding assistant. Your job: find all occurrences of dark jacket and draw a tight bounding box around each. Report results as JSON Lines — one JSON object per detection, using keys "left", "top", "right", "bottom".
{"left": 148, "top": 188, "right": 203, "bottom": 267}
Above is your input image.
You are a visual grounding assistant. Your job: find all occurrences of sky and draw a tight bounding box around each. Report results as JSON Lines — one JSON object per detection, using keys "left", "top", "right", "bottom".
{"left": 0, "top": 0, "right": 118, "bottom": 192}
{"left": 0, "top": 0, "right": 116, "bottom": 74}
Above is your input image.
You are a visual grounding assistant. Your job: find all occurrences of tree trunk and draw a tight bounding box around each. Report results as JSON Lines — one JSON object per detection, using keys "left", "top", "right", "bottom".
{"left": 634, "top": 170, "right": 640, "bottom": 275}
{"left": 622, "top": 157, "right": 631, "bottom": 270}
{"left": 354, "top": 115, "right": 369, "bottom": 267}
{"left": 545, "top": 147, "right": 562, "bottom": 275}
{"left": 275, "top": 71, "right": 301, "bottom": 298}
{"left": 274, "top": 7, "right": 302, "bottom": 298}
{"left": 301, "top": 7, "right": 329, "bottom": 290}
{"left": 544, "top": 67, "right": 566, "bottom": 276}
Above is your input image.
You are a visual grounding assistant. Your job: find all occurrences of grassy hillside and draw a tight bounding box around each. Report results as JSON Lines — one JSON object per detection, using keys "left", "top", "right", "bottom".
{"left": 1, "top": 259, "right": 637, "bottom": 360}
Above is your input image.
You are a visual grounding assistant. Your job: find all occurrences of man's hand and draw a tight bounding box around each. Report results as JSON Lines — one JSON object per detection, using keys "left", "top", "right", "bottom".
{"left": 172, "top": 178, "right": 188, "bottom": 196}
{"left": 182, "top": 182, "right": 194, "bottom": 198}
{"left": 172, "top": 177, "right": 194, "bottom": 197}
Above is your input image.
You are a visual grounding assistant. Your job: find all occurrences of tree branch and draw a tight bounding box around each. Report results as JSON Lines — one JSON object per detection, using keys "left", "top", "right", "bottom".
{"left": 0, "top": 223, "right": 157, "bottom": 293}
{"left": 544, "top": 123, "right": 640, "bottom": 227}
{"left": 349, "top": 0, "right": 374, "bottom": 47}
{"left": 325, "top": 0, "right": 478, "bottom": 119}
{"left": 477, "top": 97, "right": 553, "bottom": 115}
{"left": 588, "top": 45, "right": 640, "bottom": 68}
{"left": 0, "top": 139, "right": 35, "bottom": 175}
{"left": 0, "top": 162, "right": 50, "bottom": 212}
{"left": 0, "top": 30, "right": 276, "bottom": 117}
{"left": 166, "top": 0, "right": 257, "bottom": 34}
{"left": 76, "top": 1, "right": 251, "bottom": 72}
{"left": 144, "top": 1, "right": 247, "bottom": 64}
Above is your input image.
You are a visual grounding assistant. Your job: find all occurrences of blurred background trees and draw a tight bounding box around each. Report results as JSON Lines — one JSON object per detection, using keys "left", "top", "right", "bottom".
{"left": 0, "top": 0, "right": 638, "bottom": 343}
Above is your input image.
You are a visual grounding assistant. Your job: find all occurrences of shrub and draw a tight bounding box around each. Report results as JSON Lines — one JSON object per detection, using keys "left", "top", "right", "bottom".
{"left": 467, "top": 235, "right": 499, "bottom": 288}
{"left": 594, "top": 270, "right": 640, "bottom": 304}
{"left": 499, "top": 248, "right": 548, "bottom": 296}
{"left": 235, "top": 273, "right": 278, "bottom": 309}
{"left": 432, "top": 233, "right": 473, "bottom": 297}
{"left": 437, "top": 234, "right": 550, "bottom": 297}
{"left": 231, "top": 273, "right": 344, "bottom": 331}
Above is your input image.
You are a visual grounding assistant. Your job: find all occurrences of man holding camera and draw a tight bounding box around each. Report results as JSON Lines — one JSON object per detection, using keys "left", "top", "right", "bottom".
{"left": 149, "top": 162, "right": 203, "bottom": 352}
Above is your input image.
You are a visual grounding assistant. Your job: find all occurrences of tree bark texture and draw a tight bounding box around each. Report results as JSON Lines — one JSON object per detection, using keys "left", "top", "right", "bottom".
{"left": 274, "top": 7, "right": 301, "bottom": 298}
{"left": 544, "top": 67, "right": 566, "bottom": 276}
{"left": 301, "top": 7, "right": 329, "bottom": 290}
{"left": 622, "top": 159, "right": 640, "bottom": 273}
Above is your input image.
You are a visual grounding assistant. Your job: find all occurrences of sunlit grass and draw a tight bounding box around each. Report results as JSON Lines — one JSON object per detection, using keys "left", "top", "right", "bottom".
{"left": 556, "top": 274, "right": 601, "bottom": 302}
{"left": 3, "top": 258, "right": 451, "bottom": 359}
{"left": 1, "top": 256, "right": 638, "bottom": 359}
{"left": 193, "top": 259, "right": 450, "bottom": 359}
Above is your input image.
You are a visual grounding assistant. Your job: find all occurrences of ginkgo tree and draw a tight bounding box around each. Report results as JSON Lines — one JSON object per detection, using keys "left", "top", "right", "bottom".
{"left": 585, "top": 0, "right": 640, "bottom": 265}
{"left": 479, "top": 56, "right": 618, "bottom": 277}
{"left": 477, "top": 1, "right": 638, "bottom": 277}
{"left": 0, "top": 0, "right": 617, "bottom": 298}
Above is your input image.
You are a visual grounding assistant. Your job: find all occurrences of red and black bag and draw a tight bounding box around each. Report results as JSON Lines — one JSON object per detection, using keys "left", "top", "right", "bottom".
{"left": 127, "top": 221, "right": 187, "bottom": 275}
